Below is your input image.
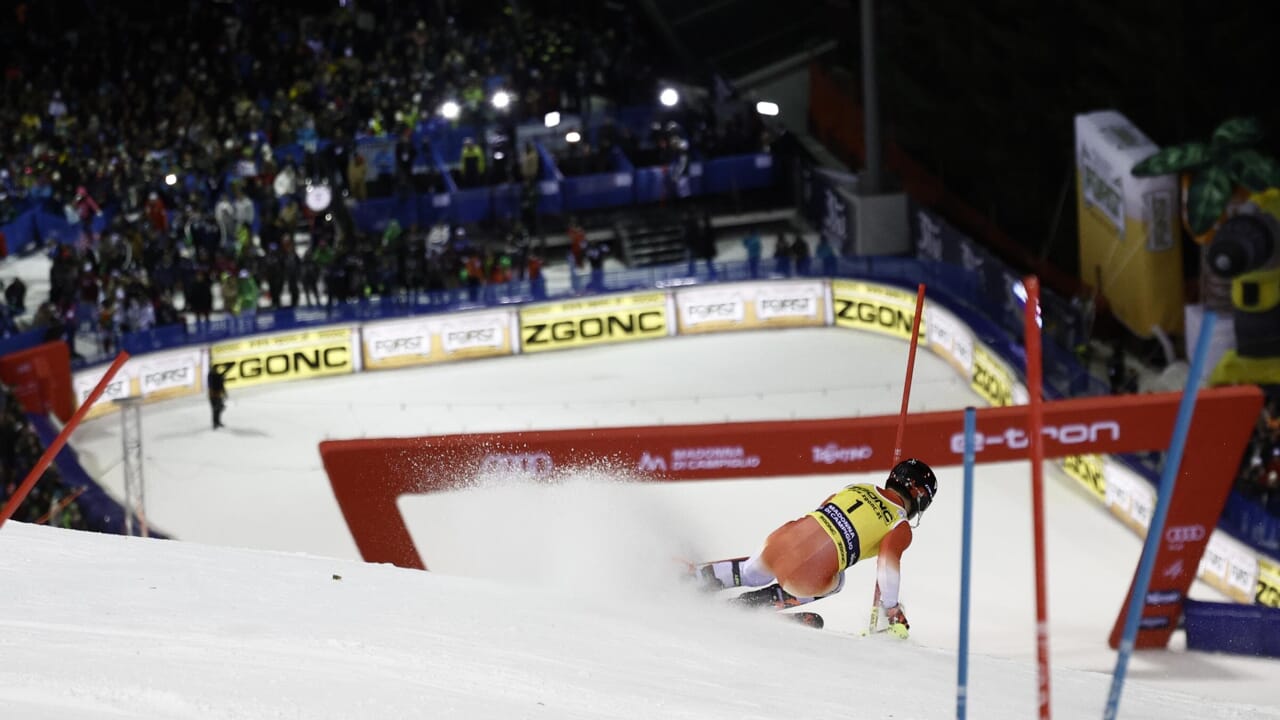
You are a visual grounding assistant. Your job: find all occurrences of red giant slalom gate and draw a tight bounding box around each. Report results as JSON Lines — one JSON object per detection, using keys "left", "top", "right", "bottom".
{"left": 320, "top": 386, "right": 1262, "bottom": 649}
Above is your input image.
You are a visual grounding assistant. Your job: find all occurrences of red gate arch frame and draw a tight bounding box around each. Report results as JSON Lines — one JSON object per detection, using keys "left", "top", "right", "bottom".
{"left": 320, "top": 385, "right": 1262, "bottom": 649}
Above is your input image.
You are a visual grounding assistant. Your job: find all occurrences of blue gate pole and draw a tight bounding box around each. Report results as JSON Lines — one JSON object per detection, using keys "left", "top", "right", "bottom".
{"left": 1102, "top": 311, "right": 1216, "bottom": 720}
{"left": 957, "top": 406, "right": 977, "bottom": 720}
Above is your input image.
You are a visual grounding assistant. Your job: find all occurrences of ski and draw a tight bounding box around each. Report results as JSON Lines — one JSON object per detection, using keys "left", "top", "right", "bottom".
{"left": 679, "top": 559, "right": 824, "bottom": 629}
{"left": 783, "top": 611, "right": 824, "bottom": 629}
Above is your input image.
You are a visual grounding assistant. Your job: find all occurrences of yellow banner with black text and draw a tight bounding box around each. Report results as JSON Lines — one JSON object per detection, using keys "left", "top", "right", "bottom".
{"left": 210, "top": 328, "right": 356, "bottom": 389}
{"left": 519, "top": 293, "right": 670, "bottom": 353}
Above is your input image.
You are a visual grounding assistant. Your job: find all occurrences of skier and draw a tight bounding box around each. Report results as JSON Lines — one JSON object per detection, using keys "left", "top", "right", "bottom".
{"left": 691, "top": 458, "right": 937, "bottom": 636}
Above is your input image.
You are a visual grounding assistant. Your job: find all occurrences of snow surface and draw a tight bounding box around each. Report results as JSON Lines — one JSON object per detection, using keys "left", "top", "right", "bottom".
{"left": 1, "top": 245, "right": 1278, "bottom": 717}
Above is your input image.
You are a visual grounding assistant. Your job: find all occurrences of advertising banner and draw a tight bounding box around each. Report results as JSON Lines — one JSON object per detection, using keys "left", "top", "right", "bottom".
{"left": 73, "top": 348, "right": 211, "bottom": 418}
{"left": 1102, "top": 462, "right": 1155, "bottom": 536}
{"left": 519, "top": 292, "right": 671, "bottom": 354}
{"left": 1075, "top": 110, "right": 1184, "bottom": 337}
{"left": 210, "top": 328, "right": 356, "bottom": 389}
{"left": 1197, "top": 531, "right": 1262, "bottom": 605}
{"left": 1257, "top": 556, "right": 1280, "bottom": 608}
{"left": 1062, "top": 454, "right": 1107, "bottom": 503}
{"left": 925, "top": 304, "right": 974, "bottom": 377}
{"left": 73, "top": 363, "right": 135, "bottom": 420}
{"left": 831, "top": 280, "right": 926, "bottom": 342}
{"left": 0, "top": 341, "right": 74, "bottom": 421}
{"left": 362, "top": 311, "right": 515, "bottom": 370}
{"left": 674, "top": 281, "right": 825, "bottom": 335}
{"left": 911, "top": 202, "right": 1085, "bottom": 356}
{"left": 970, "top": 345, "right": 1016, "bottom": 407}
{"left": 135, "top": 349, "right": 205, "bottom": 402}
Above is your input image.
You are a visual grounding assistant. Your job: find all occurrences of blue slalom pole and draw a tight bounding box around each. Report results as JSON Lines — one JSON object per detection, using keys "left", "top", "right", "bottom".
{"left": 1102, "top": 312, "right": 1217, "bottom": 720}
{"left": 957, "top": 407, "right": 977, "bottom": 720}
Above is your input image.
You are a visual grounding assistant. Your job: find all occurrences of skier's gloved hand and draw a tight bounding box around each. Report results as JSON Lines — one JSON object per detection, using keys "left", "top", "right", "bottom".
{"left": 884, "top": 604, "right": 909, "bottom": 639}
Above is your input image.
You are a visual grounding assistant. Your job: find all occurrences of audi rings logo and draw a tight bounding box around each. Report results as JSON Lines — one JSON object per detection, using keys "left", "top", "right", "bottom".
{"left": 478, "top": 452, "right": 555, "bottom": 476}
{"left": 1164, "top": 524, "right": 1206, "bottom": 547}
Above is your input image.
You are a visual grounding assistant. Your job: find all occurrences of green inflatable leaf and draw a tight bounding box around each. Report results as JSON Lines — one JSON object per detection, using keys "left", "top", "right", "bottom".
{"left": 1210, "top": 117, "right": 1264, "bottom": 150}
{"left": 1185, "top": 165, "right": 1233, "bottom": 235}
{"left": 1132, "top": 143, "right": 1209, "bottom": 176}
{"left": 1228, "top": 149, "right": 1280, "bottom": 191}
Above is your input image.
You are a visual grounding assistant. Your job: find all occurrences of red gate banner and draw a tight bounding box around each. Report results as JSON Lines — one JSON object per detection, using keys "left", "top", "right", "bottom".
{"left": 320, "top": 386, "right": 1262, "bottom": 649}
{"left": 0, "top": 341, "right": 74, "bottom": 422}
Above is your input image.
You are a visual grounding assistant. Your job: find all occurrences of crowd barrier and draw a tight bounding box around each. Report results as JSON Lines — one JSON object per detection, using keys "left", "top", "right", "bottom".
{"left": 63, "top": 272, "right": 1280, "bottom": 610}
{"left": 342, "top": 151, "right": 776, "bottom": 234}
{"left": 0, "top": 202, "right": 114, "bottom": 257}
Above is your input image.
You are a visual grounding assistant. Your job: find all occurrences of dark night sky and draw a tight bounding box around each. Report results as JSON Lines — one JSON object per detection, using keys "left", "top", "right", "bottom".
{"left": 864, "top": 0, "right": 1280, "bottom": 274}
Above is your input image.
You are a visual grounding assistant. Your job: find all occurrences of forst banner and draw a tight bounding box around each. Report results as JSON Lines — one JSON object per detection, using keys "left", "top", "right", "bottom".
{"left": 361, "top": 311, "right": 515, "bottom": 370}
{"left": 70, "top": 348, "right": 207, "bottom": 420}
{"left": 210, "top": 328, "right": 357, "bottom": 389}
{"left": 674, "top": 281, "right": 826, "bottom": 335}
{"left": 1075, "top": 110, "right": 1184, "bottom": 338}
{"left": 518, "top": 292, "right": 671, "bottom": 353}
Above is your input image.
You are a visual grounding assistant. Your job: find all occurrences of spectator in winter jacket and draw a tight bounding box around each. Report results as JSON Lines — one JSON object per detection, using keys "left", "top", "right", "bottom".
{"left": 5, "top": 276, "right": 26, "bottom": 314}
{"left": 220, "top": 272, "right": 240, "bottom": 316}
{"left": 232, "top": 186, "right": 255, "bottom": 232}
{"left": 585, "top": 239, "right": 608, "bottom": 292}
{"left": 743, "top": 230, "right": 763, "bottom": 279}
{"left": 207, "top": 366, "right": 227, "bottom": 430}
{"left": 145, "top": 192, "right": 168, "bottom": 235}
{"left": 301, "top": 248, "right": 321, "bottom": 306}
{"left": 236, "top": 270, "right": 260, "bottom": 318}
{"left": 188, "top": 269, "right": 214, "bottom": 330}
{"left": 126, "top": 295, "right": 155, "bottom": 333}
{"left": 348, "top": 154, "right": 368, "bottom": 201}
{"left": 774, "top": 233, "right": 792, "bottom": 277}
{"left": 568, "top": 218, "right": 587, "bottom": 269}
{"left": 816, "top": 235, "right": 838, "bottom": 276}
{"left": 792, "top": 234, "right": 811, "bottom": 276}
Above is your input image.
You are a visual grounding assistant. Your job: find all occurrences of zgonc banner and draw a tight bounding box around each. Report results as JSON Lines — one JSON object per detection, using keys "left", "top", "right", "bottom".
{"left": 831, "top": 279, "right": 925, "bottom": 342}
{"left": 674, "top": 281, "right": 827, "bottom": 334}
{"left": 210, "top": 328, "right": 357, "bottom": 389}
{"left": 362, "top": 311, "right": 516, "bottom": 370}
{"left": 518, "top": 292, "right": 671, "bottom": 354}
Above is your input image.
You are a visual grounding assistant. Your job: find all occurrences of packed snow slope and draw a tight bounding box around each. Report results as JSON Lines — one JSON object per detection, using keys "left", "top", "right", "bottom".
{"left": 4, "top": 327, "right": 1278, "bottom": 717}
{"left": 2, "top": 516, "right": 1277, "bottom": 720}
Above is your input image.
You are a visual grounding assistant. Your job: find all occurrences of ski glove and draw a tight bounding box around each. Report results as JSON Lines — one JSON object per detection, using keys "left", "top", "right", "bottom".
{"left": 885, "top": 604, "right": 909, "bottom": 639}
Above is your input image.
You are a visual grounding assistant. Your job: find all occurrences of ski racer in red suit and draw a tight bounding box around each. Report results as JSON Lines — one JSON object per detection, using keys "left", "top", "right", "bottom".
{"left": 692, "top": 458, "right": 938, "bottom": 635}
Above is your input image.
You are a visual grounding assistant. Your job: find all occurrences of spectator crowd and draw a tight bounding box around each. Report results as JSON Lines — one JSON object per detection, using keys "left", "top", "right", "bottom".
{"left": 1, "top": 0, "right": 743, "bottom": 355}
{"left": 0, "top": 380, "right": 88, "bottom": 529}
{"left": 1238, "top": 395, "right": 1280, "bottom": 518}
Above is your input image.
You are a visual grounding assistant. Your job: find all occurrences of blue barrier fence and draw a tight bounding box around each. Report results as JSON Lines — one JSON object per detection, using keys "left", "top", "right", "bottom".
{"left": 1, "top": 152, "right": 776, "bottom": 251}
{"left": 0, "top": 203, "right": 115, "bottom": 257}
{"left": 345, "top": 151, "right": 776, "bottom": 234}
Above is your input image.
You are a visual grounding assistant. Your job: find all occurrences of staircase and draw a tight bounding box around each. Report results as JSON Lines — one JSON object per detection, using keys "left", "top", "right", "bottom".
{"left": 616, "top": 216, "right": 689, "bottom": 268}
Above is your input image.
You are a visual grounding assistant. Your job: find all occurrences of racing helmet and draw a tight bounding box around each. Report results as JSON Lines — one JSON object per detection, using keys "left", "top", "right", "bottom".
{"left": 886, "top": 458, "right": 938, "bottom": 519}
